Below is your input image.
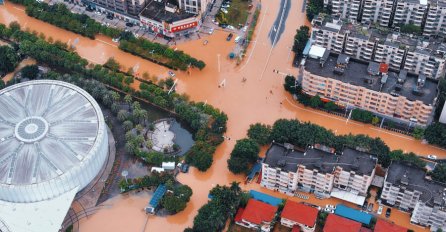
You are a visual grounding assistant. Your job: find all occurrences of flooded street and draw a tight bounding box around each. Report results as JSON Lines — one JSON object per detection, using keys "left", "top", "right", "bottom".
{"left": 0, "top": 0, "right": 443, "bottom": 231}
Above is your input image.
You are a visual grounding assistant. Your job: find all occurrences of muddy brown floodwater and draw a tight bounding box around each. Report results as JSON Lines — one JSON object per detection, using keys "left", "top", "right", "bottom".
{"left": 0, "top": 1, "right": 442, "bottom": 231}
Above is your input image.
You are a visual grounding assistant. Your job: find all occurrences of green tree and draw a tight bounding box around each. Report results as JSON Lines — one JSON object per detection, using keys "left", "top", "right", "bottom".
{"left": 306, "top": 0, "right": 324, "bottom": 21}
{"left": 104, "top": 57, "right": 121, "bottom": 71}
{"left": 431, "top": 164, "right": 446, "bottom": 183}
{"left": 371, "top": 116, "right": 380, "bottom": 125}
{"left": 123, "top": 120, "right": 133, "bottom": 131}
{"left": 247, "top": 123, "right": 272, "bottom": 145}
{"left": 0, "top": 45, "right": 20, "bottom": 75}
{"left": 412, "top": 127, "right": 425, "bottom": 140}
{"left": 309, "top": 95, "right": 323, "bottom": 108}
{"left": 425, "top": 123, "right": 446, "bottom": 147}
{"left": 324, "top": 101, "right": 338, "bottom": 111}
{"left": 400, "top": 24, "right": 422, "bottom": 34}
{"left": 185, "top": 141, "right": 216, "bottom": 171}
{"left": 117, "top": 110, "right": 129, "bottom": 121}
{"left": 284, "top": 75, "right": 297, "bottom": 93}
{"left": 20, "top": 64, "right": 39, "bottom": 79}
{"left": 227, "top": 138, "right": 260, "bottom": 174}
{"left": 292, "top": 26, "right": 310, "bottom": 59}
{"left": 162, "top": 194, "right": 187, "bottom": 213}
{"left": 351, "top": 109, "right": 373, "bottom": 123}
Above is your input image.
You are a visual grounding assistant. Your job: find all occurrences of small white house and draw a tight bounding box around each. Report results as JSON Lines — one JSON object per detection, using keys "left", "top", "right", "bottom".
{"left": 162, "top": 162, "right": 175, "bottom": 170}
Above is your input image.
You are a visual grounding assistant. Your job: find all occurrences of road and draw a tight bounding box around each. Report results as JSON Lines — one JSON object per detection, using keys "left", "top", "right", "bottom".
{"left": 0, "top": 1, "right": 440, "bottom": 231}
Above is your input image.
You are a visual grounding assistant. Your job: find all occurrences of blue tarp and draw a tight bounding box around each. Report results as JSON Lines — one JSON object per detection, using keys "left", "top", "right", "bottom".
{"left": 247, "top": 162, "right": 262, "bottom": 180}
{"left": 335, "top": 204, "right": 372, "bottom": 225}
{"left": 149, "top": 184, "right": 166, "bottom": 208}
{"left": 302, "top": 40, "right": 312, "bottom": 56}
{"left": 249, "top": 190, "right": 282, "bottom": 206}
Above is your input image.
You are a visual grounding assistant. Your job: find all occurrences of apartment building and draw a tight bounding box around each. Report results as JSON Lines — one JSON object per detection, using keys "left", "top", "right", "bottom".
{"left": 381, "top": 161, "right": 446, "bottom": 231}
{"left": 311, "top": 16, "right": 346, "bottom": 54}
{"left": 330, "top": 0, "right": 363, "bottom": 21}
{"left": 393, "top": 0, "right": 428, "bottom": 27}
{"left": 332, "top": 148, "right": 377, "bottom": 197}
{"left": 261, "top": 143, "right": 302, "bottom": 195}
{"left": 178, "top": 0, "right": 208, "bottom": 14}
{"left": 361, "top": 0, "right": 395, "bottom": 26}
{"left": 423, "top": 0, "right": 446, "bottom": 36}
{"left": 261, "top": 143, "right": 376, "bottom": 204}
{"left": 303, "top": 46, "right": 438, "bottom": 125}
{"left": 311, "top": 15, "right": 446, "bottom": 80}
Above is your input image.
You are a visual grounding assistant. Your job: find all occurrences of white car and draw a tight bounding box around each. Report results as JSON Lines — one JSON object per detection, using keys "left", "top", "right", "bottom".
{"left": 168, "top": 71, "right": 175, "bottom": 77}
{"left": 234, "top": 36, "right": 241, "bottom": 43}
{"left": 112, "top": 37, "right": 120, "bottom": 43}
{"left": 428, "top": 155, "right": 437, "bottom": 160}
{"left": 209, "top": 28, "right": 214, "bottom": 35}
{"left": 377, "top": 206, "right": 383, "bottom": 215}
{"left": 324, "top": 207, "right": 334, "bottom": 213}
{"left": 242, "top": 25, "right": 248, "bottom": 32}
{"left": 221, "top": 8, "right": 228, "bottom": 14}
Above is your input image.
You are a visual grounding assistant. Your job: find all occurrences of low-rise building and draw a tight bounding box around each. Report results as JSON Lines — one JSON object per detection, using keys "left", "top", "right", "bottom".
{"left": 261, "top": 143, "right": 376, "bottom": 204}
{"left": 139, "top": 0, "right": 200, "bottom": 38}
{"left": 323, "top": 214, "right": 362, "bottom": 232}
{"left": 235, "top": 199, "right": 278, "bottom": 232}
{"left": 302, "top": 47, "right": 438, "bottom": 125}
{"left": 381, "top": 161, "right": 446, "bottom": 231}
{"left": 280, "top": 200, "right": 318, "bottom": 232}
{"left": 374, "top": 219, "right": 408, "bottom": 232}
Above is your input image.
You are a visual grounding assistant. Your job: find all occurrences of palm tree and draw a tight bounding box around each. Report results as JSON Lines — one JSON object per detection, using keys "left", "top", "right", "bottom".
{"left": 124, "top": 94, "right": 132, "bottom": 106}
{"left": 117, "top": 110, "right": 129, "bottom": 122}
{"left": 111, "top": 103, "right": 119, "bottom": 114}
{"left": 110, "top": 91, "right": 121, "bottom": 103}
{"left": 123, "top": 120, "right": 134, "bottom": 131}
{"left": 102, "top": 93, "right": 113, "bottom": 106}
{"left": 132, "top": 101, "right": 141, "bottom": 111}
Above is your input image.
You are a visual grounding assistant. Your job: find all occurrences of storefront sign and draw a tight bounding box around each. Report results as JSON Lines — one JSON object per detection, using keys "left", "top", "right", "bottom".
{"left": 170, "top": 21, "right": 198, "bottom": 32}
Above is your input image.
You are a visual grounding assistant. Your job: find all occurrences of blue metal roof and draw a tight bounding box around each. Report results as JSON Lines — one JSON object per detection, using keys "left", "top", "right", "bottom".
{"left": 334, "top": 204, "right": 372, "bottom": 225}
{"left": 247, "top": 162, "right": 262, "bottom": 180}
{"left": 302, "top": 40, "right": 312, "bottom": 56}
{"left": 149, "top": 184, "right": 167, "bottom": 208}
{"left": 249, "top": 190, "right": 282, "bottom": 207}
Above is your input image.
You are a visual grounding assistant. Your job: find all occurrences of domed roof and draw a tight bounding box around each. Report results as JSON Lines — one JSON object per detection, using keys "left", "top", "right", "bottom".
{"left": 0, "top": 80, "right": 103, "bottom": 186}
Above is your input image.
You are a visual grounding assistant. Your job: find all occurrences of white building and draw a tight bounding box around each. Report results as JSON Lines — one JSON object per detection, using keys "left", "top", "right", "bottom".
{"left": 178, "top": 0, "right": 208, "bottom": 14}
{"left": 361, "top": 0, "right": 395, "bottom": 26}
{"left": 330, "top": 0, "right": 363, "bottom": 21}
{"left": 392, "top": 0, "right": 428, "bottom": 27}
{"left": 423, "top": 0, "right": 446, "bottom": 36}
{"left": 0, "top": 80, "right": 109, "bottom": 232}
{"left": 381, "top": 161, "right": 446, "bottom": 231}
{"left": 261, "top": 143, "right": 376, "bottom": 204}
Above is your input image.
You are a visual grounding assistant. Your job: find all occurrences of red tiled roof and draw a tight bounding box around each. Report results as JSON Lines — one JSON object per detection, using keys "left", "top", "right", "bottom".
{"left": 291, "top": 226, "right": 300, "bottom": 232}
{"left": 241, "top": 199, "right": 278, "bottom": 225}
{"left": 281, "top": 201, "right": 318, "bottom": 227}
{"left": 324, "top": 214, "right": 362, "bottom": 232}
{"left": 235, "top": 208, "right": 244, "bottom": 223}
{"left": 374, "top": 220, "right": 407, "bottom": 232}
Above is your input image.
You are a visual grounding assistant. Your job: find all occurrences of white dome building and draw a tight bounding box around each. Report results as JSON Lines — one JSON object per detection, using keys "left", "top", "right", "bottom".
{"left": 0, "top": 80, "right": 108, "bottom": 203}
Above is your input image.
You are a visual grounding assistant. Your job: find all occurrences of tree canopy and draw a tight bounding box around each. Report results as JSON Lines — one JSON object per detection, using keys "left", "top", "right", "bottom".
{"left": 292, "top": 26, "right": 310, "bottom": 59}
{"left": 0, "top": 45, "right": 20, "bottom": 75}
{"left": 431, "top": 164, "right": 446, "bottom": 183}
{"left": 247, "top": 123, "right": 272, "bottom": 145}
{"left": 228, "top": 138, "right": 260, "bottom": 174}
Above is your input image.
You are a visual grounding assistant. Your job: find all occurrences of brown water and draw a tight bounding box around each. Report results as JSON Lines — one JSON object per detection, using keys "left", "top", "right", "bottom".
{"left": 0, "top": 1, "right": 440, "bottom": 231}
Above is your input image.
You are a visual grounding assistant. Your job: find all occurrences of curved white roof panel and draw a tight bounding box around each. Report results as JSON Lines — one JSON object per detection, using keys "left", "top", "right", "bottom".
{"left": 0, "top": 80, "right": 108, "bottom": 203}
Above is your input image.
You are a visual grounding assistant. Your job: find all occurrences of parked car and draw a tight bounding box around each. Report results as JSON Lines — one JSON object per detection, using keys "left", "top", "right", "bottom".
{"left": 112, "top": 37, "right": 120, "bottom": 43}
{"left": 428, "top": 154, "right": 437, "bottom": 160}
{"left": 220, "top": 23, "right": 228, "bottom": 28}
{"left": 377, "top": 205, "right": 383, "bottom": 215}
{"left": 226, "top": 33, "right": 233, "bottom": 41}
{"left": 324, "top": 207, "right": 334, "bottom": 213}
{"left": 181, "top": 164, "right": 189, "bottom": 173}
{"left": 362, "top": 201, "right": 368, "bottom": 211}
{"left": 168, "top": 71, "right": 175, "bottom": 77}
{"left": 242, "top": 25, "right": 248, "bottom": 32}
{"left": 385, "top": 208, "right": 391, "bottom": 218}
{"left": 221, "top": 8, "right": 228, "bottom": 14}
{"left": 106, "top": 14, "right": 114, "bottom": 20}
{"left": 125, "top": 22, "right": 134, "bottom": 27}
{"left": 234, "top": 36, "right": 241, "bottom": 43}
{"left": 209, "top": 28, "right": 214, "bottom": 34}
{"left": 203, "top": 40, "right": 208, "bottom": 45}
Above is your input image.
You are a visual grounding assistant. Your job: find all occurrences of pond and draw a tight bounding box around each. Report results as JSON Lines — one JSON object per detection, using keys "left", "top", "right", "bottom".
{"left": 138, "top": 101, "right": 194, "bottom": 156}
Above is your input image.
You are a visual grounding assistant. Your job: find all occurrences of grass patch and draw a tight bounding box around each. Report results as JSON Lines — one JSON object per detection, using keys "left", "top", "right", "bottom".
{"left": 216, "top": 0, "right": 250, "bottom": 26}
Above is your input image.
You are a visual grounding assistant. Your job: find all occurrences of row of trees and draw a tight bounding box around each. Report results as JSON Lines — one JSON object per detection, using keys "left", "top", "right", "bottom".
{"left": 292, "top": 26, "right": 310, "bottom": 60}
{"left": 10, "top": 0, "right": 121, "bottom": 39}
{"left": 119, "top": 38, "right": 206, "bottom": 71}
{"left": 10, "top": 0, "right": 205, "bottom": 70}
{"left": 245, "top": 119, "right": 427, "bottom": 168}
{"left": 306, "top": 0, "right": 332, "bottom": 21}
{"left": 185, "top": 182, "right": 242, "bottom": 232}
{"left": 0, "top": 22, "right": 226, "bottom": 172}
